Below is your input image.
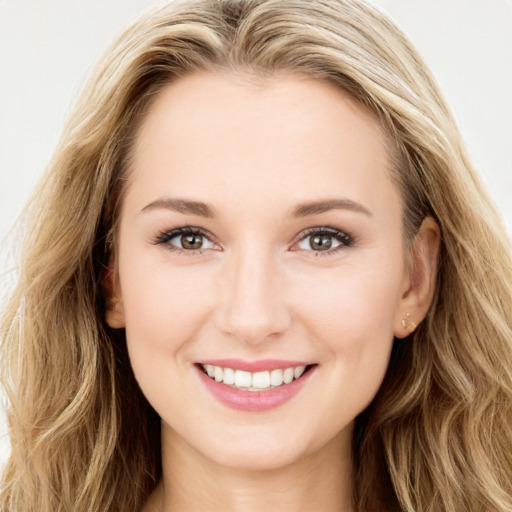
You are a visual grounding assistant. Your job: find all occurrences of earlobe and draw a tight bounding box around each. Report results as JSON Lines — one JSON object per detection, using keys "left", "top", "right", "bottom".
{"left": 102, "top": 264, "right": 126, "bottom": 329}
{"left": 400, "top": 312, "right": 417, "bottom": 333}
{"left": 394, "top": 216, "right": 440, "bottom": 339}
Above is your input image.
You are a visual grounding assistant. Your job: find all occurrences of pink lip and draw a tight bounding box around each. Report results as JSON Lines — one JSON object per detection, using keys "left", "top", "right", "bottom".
{"left": 197, "top": 358, "right": 312, "bottom": 372}
{"left": 195, "top": 363, "right": 316, "bottom": 412}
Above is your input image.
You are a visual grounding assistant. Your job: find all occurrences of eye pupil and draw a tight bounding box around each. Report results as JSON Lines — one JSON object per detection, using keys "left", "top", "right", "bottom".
{"left": 310, "top": 235, "right": 332, "bottom": 251}
{"left": 182, "top": 234, "right": 203, "bottom": 250}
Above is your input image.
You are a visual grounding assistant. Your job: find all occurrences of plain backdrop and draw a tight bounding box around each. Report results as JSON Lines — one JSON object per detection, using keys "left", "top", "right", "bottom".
{"left": 0, "top": 0, "right": 511, "bottom": 464}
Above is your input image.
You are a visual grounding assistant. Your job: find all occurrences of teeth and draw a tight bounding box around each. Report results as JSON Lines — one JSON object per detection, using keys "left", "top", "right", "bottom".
{"left": 214, "top": 366, "right": 223, "bottom": 382}
{"left": 283, "top": 367, "right": 294, "bottom": 384}
{"left": 270, "top": 369, "right": 283, "bottom": 386}
{"left": 252, "top": 371, "right": 270, "bottom": 388}
{"left": 293, "top": 366, "right": 306, "bottom": 379}
{"left": 234, "top": 370, "right": 251, "bottom": 388}
{"left": 223, "top": 367, "right": 235, "bottom": 385}
{"left": 201, "top": 364, "right": 310, "bottom": 390}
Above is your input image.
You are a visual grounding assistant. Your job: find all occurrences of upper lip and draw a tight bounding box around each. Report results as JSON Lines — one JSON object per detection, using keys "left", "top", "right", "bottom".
{"left": 196, "top": 358, "right": 314, "bottom": 372}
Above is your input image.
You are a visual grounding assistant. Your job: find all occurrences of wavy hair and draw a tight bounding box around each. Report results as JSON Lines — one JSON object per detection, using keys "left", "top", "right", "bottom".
{"left": 1, "top": 0, "right": 511, "bottom": 510}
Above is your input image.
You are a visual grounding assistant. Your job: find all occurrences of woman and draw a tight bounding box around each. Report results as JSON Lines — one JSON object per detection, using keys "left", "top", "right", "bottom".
{"left": 1, "top": 0, "right": 511, "bottom": 511}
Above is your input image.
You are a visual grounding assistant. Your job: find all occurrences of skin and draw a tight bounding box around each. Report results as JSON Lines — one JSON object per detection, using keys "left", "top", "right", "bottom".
{"left": 105, "top": 71, "right": 439, "bottom": 512}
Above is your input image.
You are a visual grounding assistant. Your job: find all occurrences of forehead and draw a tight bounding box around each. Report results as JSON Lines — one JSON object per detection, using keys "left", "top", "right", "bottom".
{"left": 125, "top": 71, "right": 399, "bottom": 219}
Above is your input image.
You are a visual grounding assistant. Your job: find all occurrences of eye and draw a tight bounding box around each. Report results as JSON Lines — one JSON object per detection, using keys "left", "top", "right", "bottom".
{"left": 169, "top": 232, "right": 214, "bottom": 250}
{"left": 154, "top": 227, "right": 218, "bottom": 253}
{"left": 294, "top": 227, "right": 354, "bottom": 254}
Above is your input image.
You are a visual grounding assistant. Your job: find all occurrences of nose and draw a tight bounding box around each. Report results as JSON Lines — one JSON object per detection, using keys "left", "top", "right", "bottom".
{"left": 214, "top": 245, "right": 291, "bottom": 346}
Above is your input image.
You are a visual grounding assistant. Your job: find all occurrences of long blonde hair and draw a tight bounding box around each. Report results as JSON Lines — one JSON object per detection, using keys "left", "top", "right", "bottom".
{"left": 1, "top": 1, "right": 511, "bottom": 510}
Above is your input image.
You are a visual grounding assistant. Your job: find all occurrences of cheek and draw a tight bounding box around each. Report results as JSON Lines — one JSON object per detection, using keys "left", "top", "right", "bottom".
{"left": 291, "top": 257, "right": 403, "bottom": 350}
{"left": 118, "top": 258, "right": 216, "bottom": 413}
{"left": 289, "top": 255, "right": 404, "bottom": 413}
{"left": 116, "top": 241, "right": 218, "bottom": 381}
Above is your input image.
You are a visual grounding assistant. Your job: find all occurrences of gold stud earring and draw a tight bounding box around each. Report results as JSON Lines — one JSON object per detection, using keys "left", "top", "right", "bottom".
{"left": 401, "top": 312, "right": 417, "bottom": 333}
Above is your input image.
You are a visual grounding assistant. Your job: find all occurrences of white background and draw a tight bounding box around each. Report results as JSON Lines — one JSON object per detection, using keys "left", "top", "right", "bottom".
{"left": 0, "top": 0, "right": 511, "bottom": 463}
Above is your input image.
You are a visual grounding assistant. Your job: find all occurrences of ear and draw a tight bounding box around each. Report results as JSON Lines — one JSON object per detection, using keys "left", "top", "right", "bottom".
{"left": 101, "top": 260, "right": 126, "bottom": 329}
{"left": 394, "top": 216, "right": 440, "bottom": 338}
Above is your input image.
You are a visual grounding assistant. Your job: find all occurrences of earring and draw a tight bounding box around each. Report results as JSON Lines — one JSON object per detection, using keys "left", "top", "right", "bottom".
{"left": 401, "top": 312, "right": 417, "bottom": 333}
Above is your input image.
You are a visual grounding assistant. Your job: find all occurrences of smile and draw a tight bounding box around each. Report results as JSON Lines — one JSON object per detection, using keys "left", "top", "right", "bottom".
{"left": 196, "top": 360, "right": 317, "bottom": 412}
{"left": 201, "top": 364, "right": 308, "bottom": 391}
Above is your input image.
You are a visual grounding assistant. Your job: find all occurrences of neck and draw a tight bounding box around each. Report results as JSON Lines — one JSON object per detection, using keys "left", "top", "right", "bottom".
{"left": 146, "top": 423, "right": 355, "bottom": 512}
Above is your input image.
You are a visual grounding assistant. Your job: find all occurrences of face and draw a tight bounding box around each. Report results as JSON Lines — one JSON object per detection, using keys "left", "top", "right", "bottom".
{"left": 107, "top": 71, "right": 420, "bottom": 471}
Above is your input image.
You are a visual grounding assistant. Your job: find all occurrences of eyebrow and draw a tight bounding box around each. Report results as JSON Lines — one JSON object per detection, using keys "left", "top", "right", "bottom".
{"left": 291, "top": 198, "right": 372, "bottom": 218}
{"left": 141, "top": 197, "right": 372, "bottom": 218}
{"left": 141, "top": 198, "right": 217, "bottom": 218}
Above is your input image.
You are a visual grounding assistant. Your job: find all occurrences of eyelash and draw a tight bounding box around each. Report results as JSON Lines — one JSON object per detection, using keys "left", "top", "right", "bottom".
{"left": 152, "top": 225, "right": 355, "bottom": 257}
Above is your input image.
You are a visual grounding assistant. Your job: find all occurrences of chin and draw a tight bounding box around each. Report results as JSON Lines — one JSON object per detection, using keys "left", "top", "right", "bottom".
{"left": 194, "top": 422, "right": 346, "bottom": 472}
{"left": 205, "top": 441, "right": 308, "bottom": 472}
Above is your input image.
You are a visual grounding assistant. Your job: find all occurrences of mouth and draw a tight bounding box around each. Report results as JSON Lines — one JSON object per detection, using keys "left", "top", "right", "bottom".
{"left": 195, "top": 360, "right": 318, "bottom": 412}
{"left": 197, "top": 363, "right": 316, "bottom": 391}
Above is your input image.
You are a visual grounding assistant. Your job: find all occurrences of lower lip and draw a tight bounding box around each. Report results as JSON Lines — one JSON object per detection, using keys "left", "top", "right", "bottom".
{"left": 196, "top": 365, "right": 316, "bottom": 412}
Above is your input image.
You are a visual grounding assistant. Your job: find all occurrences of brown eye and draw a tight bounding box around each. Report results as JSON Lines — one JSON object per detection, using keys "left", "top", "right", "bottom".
{"left": 155, "top": 227, "right": 216, "bottom": 252}
{"left": 181, "top": 234, "right": 204, "bottom": 250}
{"left": 298, "top": 233, "right": 341, "bottom": 252}
{"left": 309, "top": 234, "right": 333, "bottom": 251}
{"left": 295, "top": 227, "right": 354, "bottom": 254}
